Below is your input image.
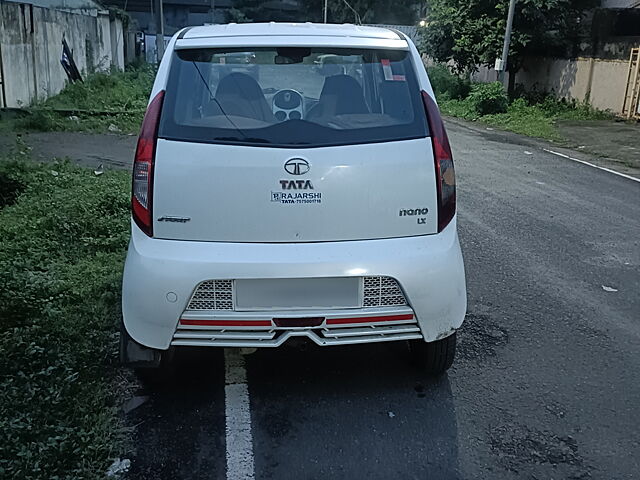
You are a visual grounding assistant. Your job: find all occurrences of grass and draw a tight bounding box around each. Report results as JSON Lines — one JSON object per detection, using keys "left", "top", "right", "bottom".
{"left": 0, "top": 144, "right": 132, "bottom": 479}
{"left": 440, "top": 97, "right": 612, "bottom": 141}
{"left": 1, "top": 64, "right": 155, "bottom": 135}
{"left": 428, "top": 64, "right": 613, "bottom": 142}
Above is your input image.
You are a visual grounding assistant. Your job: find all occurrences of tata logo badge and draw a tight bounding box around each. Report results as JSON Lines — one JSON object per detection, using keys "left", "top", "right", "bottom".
{"left": 284, "top": 158, "right": 310, "bottom": 176}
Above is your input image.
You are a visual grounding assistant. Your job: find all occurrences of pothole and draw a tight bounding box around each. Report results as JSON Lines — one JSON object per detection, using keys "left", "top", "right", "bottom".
{"left": 456, "top": 313, "right": 509, "bottom": 360}
{"left": 490, "top": 424, "right": 586, "bottom": 474}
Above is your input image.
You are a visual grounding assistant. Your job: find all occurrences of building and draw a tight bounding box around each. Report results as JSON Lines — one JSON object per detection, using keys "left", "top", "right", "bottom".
{"left": 0, "top": 0, "right": 125, "bottom": 107}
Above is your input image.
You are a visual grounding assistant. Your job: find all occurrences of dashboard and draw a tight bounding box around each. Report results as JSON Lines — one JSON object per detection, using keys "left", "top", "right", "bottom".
{"left": 270, "top": 89, "right": 306, "bottom": 121}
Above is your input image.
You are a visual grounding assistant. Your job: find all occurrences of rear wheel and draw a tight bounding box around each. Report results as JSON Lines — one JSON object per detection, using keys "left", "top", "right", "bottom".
{"left": 120, "top": 321, "right": 175, "bottom": 384}
{"left": 409, "top": 332, "right": 456, "bottom": 375}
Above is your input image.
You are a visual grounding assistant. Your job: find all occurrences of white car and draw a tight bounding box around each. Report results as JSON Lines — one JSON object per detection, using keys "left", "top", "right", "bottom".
{"left": 120, "top": 23, "right": 466, "bottom": 375}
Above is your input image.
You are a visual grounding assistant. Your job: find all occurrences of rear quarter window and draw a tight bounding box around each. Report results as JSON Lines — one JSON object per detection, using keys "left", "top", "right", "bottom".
{"left": 159, "top": 47, "right": 429, "bottom": 148}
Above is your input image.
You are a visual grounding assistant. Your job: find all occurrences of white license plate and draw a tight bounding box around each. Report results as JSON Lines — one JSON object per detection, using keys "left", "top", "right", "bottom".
{"left": 234, "top": 277, "right": 361, "bottom": 311}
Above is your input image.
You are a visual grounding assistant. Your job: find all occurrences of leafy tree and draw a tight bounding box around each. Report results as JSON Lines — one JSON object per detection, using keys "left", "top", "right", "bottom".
{"left": 229, "top": 0, "right": 418, "bottom": 25}
{"left": 301, "top": 0, "right": 418, "bottom": 24}
{"left": 421, "top": 0, "right": 599, "bottom": 89}
{"left": 227, "top": 0, "right": 302, "bottom": 22}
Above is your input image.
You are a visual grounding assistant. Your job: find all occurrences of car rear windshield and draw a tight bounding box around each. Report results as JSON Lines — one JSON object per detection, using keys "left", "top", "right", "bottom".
{"left": 159, "top": 47, "right": 429, "bottom": 148}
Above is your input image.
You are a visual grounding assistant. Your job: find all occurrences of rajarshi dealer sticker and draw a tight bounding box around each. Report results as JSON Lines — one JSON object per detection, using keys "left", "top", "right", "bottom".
{"left": 271, "top": 191, "right": 322, "bottom": 204}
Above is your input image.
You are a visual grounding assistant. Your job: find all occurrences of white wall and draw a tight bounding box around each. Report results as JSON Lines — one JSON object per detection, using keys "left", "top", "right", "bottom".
{"left": 0, "top": 2, "right": 125, "bottom": 108}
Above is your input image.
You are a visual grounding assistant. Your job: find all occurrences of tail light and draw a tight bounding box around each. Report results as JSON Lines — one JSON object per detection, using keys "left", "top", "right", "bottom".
{"left": 421, "top": 90, "right": 456, "bottom": 232}
{"left": 132, "top": 90, "right": 165, "bottom": 236}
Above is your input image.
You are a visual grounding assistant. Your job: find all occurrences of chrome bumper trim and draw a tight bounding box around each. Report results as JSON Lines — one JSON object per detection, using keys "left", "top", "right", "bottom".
{"left": 171, "top": 306, "right": 421, "bottom": 347}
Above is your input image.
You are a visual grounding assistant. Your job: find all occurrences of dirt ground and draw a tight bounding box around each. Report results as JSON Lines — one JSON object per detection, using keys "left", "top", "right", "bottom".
{"left": 0, "top": 132, "right": 137, "bottom": 170}
{"left": 557, "top": 119, "right": 640, "bottom": 171}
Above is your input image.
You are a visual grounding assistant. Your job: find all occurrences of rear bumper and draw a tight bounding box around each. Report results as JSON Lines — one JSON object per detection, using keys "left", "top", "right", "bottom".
{"left": 122, "top": 218, "right": 467, "bottom": 350}
{"left": 175, "top": 306, "right": 421, "bottom": 347}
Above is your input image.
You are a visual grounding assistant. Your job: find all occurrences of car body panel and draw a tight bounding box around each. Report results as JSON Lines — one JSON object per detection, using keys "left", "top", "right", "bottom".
{"left": 123, "top": 23, "right": 466, "bottom": 351}
{"left": 176, "top": 35, "right": 408, "bottom": 50}
{"left": 152, "top": 138, "right": 439, "bottom": 242}
{"left": 122, "top": 218, "right": 466, "bottom": 350}
{"left": 182, "top": 23, "right": 404, "bottom": 41}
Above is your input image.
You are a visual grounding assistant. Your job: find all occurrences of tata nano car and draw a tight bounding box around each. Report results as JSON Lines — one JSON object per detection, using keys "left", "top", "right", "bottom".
{"left": 120, "top": 23, "right": 467, "bottom": 375}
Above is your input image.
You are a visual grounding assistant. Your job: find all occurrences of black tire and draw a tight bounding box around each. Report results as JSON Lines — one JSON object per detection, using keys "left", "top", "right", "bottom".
{"left": 409, "top": 332, "right": 457, "bottom": 375}
{"left": 121, "top": 325, "right": 175, "bottom": 387}
{"left": 120, "top": 320, "right": 174, "bottom": 373}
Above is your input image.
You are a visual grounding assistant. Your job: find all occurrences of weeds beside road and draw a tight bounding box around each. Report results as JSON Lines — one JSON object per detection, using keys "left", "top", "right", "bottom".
{"left": 0, "top": 149, "right": 131, "bottom": 479}
{"left": 0, "top": 64, "right": 155, "bottom": 135}
{"left": 441, "top": 96, "right": 613, "bottom": 141}
{"left": 427, "top": 64, "right": 614, "bottom": 142}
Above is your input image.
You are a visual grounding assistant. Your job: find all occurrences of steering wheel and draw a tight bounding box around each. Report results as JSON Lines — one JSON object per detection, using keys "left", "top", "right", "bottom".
{"left": 272, "top": 89, "right": 304, "bottom": 121}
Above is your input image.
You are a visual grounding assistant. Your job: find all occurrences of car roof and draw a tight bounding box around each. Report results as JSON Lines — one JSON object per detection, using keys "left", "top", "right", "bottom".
{"left": 181, "top": 23, "right": 402, "bottom": 41}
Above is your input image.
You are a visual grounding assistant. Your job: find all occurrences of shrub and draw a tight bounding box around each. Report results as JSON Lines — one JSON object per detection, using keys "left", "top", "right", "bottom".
{"left": 439, "top": 98, "right": 477, "bottom": 120}
{"left": 14, "top": 110, "right": 58, "bottom": 132}
{"left": 427, "top": 64, "right": 471, "bottom": 101}
{"left": 6, "top": 64, "right": 156, "bottom": 134}
{"left": 0, "top": 154, "right": 131, "bottom": 479}
{"left": 512, "top": 83, "right": 548, "bottom": 105}
{"left": 0, "top": 161, "right": 28, "bottom": 208}
{"left": 468, "top": 82, "right": 508, "bottom": 115}
{"left": 43, "top": 64, "right": 155, "bottom": 113}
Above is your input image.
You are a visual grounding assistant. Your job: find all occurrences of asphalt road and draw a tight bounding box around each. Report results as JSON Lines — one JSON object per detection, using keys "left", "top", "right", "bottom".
{"left": 125, "top": 121, "right": 640, "bottom": 480}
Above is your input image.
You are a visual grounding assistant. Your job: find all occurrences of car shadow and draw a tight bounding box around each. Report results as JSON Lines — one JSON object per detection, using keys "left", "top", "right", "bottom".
{"left": 246, "top": 340, "right": 460, "bottom": 479}
{"left": 126, "top": 342, "right": 460, "bottom": 479}
{"left": 126, "top": 348, "right": 227, "bottom": 480}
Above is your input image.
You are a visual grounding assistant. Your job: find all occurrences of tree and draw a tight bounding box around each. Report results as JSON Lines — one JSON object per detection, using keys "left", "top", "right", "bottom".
{"left": 227, "top": 0, "right": 301, "bottom": 23}
{"left": 421, "top": 0, "right": 599, "bottom": 90}
{"left": 301, "top": 0, "right": 418, "bottom": 25}
{"left": 229, "top": 0, "right": 419, "bottom": 25}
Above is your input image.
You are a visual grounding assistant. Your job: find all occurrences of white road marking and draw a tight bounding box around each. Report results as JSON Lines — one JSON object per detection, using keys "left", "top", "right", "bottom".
{"left": 224, "top": 348, "right": 255, "bottom": 480}
{"left": 543, "top": 148, "right": 640, "bottom": 183}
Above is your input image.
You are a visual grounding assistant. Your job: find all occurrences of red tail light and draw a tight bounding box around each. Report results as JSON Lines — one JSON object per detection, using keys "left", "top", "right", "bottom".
{"left": 132, "top": 91, "right": 165, "bottom": 236}
{"left": 421, "top": 90, "right": 456, "bottom": 232}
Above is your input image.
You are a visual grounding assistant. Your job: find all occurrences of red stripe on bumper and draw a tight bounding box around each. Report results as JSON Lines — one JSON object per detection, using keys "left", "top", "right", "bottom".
{"left": 326, "top": 314, "right": 414, "bottom": 325}
{"left": 180, "top": 319, "right": 272, "bottom": 327}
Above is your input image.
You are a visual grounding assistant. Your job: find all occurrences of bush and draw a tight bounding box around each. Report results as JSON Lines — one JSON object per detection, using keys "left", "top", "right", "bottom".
{"left": 512, "top": 83, "right": 549, "bottom": 105}
{"left": 468, "top": 82, "right": 509, "bottom": 116}
{"left": 427, "top": 64, "right": 471, "bottom": 101}
{"left": 439, "top": 98, "right": 476, "bottom": 120}
{"left": 0, "top": 161, "right": 27, "bottom": 208}
{"left": 5, "top": 64, "right": 156, "bottom": 135}
{"left": 43, "top": 64, "right": 155, "bottom": 113}
{"left": 0, "top": 154, "right": 131, "bottom": 479}
{"left": 14, "top": 110, "right": 58, "bottom": 132}
{"left": 438, "top": 79, "right": 612, "bottom": 141}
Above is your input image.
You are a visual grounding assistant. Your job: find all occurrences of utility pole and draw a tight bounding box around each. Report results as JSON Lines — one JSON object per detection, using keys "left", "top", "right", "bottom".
{"left": 210, "top": 0, "right": 215, "bottom": 23}
{"left": 496, "top": 0, "right": 516, "bottom": 84}
{"left": 323, "top": 0, "right": 328, "bottom": 23}
{"left": 155, "top": 0, "right": 165, "bottom": 64}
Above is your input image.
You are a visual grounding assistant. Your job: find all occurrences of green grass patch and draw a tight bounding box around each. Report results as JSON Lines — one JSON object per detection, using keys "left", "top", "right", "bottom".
{"left": 429, "top": 63, "right": 613, "bottom": 142}
{"left": 1, "top": 64, "right": 155, "bottom": 135}
{"left": 440, "top": 96, "right": 612, "bottom": 141}
{"left": 0, "top": 147, "right": 131, "bottom": 479}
